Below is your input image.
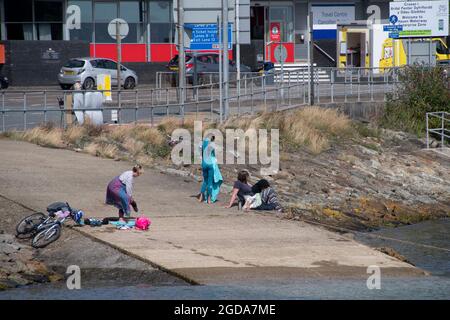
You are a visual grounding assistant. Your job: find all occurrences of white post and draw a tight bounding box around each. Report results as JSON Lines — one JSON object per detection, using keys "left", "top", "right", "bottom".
{"left": 218, "top": 15, "right": 223, "bottom": 123}
{"left": 116, "top": 21, "right": 122, "bottom": 90}
{"left": 222, "top": 0, "right": 229, "bottom": 119}
{"left": 178, "top": 0, "right": 186, "bottom": 117}
{"left": 235, "top": 0, "right": 241, "bottom": 95}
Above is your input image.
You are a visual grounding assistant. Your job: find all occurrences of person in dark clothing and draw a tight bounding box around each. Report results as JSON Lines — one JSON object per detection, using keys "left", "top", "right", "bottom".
{"left": 251, "top": 179, "right": 283, "bottom": 212}
{"left": 224, "top": 170, "right": 253, "bottom": 208}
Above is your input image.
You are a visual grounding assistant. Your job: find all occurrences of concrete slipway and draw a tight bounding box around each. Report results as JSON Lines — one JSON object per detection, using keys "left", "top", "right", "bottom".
{"left": 0, "top": 139, "right": 424, "bottom": 284}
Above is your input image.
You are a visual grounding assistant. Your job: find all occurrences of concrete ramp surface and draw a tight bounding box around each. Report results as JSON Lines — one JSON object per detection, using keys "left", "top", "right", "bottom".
{"left": 0, "top": 139, "right": 424, "bottom": 284}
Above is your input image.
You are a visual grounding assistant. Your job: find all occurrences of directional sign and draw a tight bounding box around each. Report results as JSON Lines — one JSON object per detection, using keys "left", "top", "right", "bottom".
{"left": 389, "top": 32, "right": 399, "bottom": 39}
{"left": 185, "top": 23, "right": 232, "bottom": 50}
{"left": 390, "top": 1, "right": 449, "bottom": 38}
{"left": 384, "top": 25, "right": 403, "bottom": 32}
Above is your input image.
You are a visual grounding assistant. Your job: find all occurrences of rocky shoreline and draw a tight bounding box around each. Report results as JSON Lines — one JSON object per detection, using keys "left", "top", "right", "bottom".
{"left": 158, "top": 129, "right": 450, "bottom": 232}
{"left": 0, "top": 196, "right": 186, "bottom": 291}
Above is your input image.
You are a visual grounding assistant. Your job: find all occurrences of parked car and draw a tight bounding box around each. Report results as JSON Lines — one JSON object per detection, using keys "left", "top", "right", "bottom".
{"left": 0, "top": 75, "right": 9, "bottom": 89}
{"left": 167, "top": 53, "right": 252, "bottom": 84}
{"left": 58, "top": 58, "right": 138, "bottom": 90}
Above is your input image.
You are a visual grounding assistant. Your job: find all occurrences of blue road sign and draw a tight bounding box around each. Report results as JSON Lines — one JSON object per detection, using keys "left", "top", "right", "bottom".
{"left": 384, "top": 25, "right": 403, "bottom": 32}
{"left": 389, "top": 15, "right": 398, "bottom": 25}
{"left": 185, "top": 23, "right": 232, "bottom": 50}
{"left": 389, "top": 32, "right": 400, "bottom": 39}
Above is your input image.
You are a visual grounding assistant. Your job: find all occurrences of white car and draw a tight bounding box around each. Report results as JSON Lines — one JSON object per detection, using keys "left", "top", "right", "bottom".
{"left": 58, "top": 57, "right": 138, "bottom": 90}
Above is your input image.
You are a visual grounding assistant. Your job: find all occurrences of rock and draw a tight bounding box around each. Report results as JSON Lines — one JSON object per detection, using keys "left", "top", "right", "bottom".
{"left": 7, "top": 275, "right": 32, "bottom": 287}
{"left": 376, "top": 247, "right": 413, "bottom": 265}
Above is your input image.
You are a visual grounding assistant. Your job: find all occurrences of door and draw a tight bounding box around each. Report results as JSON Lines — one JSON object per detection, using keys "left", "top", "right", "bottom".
{"left": 103, "top": 59, "right": 120, "bottom": 85}
{"left": 250, "top": 5, "right": 265, "bottom": 65}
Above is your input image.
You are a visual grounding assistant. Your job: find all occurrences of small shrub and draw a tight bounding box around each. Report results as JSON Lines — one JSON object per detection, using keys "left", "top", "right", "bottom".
{"left": 382, "top": 65, "right": 450, "bottom": 135}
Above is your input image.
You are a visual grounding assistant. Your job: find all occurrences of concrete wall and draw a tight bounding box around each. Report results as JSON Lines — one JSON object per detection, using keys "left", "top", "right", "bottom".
{"left": 0, "top": 40, "right": 90, "bottom": 87}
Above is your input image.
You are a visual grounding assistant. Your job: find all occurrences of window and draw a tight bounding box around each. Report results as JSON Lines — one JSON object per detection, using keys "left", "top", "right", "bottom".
{"left": 4, "top": 0, "right": 33, "bottom": 40}
{"left": 269, "top": 7, "right": 294, "bottom": 43}
{"left": 64, "top": 59, "right": 85, "bottom": 68}
{"left": 35, "top": 0, "right": 64, "bottom": 40}
{"left": 4, "top": 0, "right": 63, "bottom": 40}
{"left": 67, "top": 0, "right": 93, "bottom": 41}
{"left": 90, "top": 59, "right": 101, "bottom": 68}
{"left": 103, "top": 59, "right": 118, "bottom": 70}
{"left": 435, "top": 40, "right": 449, "bottom": 55}
{"left": 94, "top": 1, "right": 117, "bottom": 43}
{"left": 149, "top": 0, "right": 173, "bottom": 43}
{"left": 119, "top": 0, "right": 145, "bottom": 43}
{"left": 197, "top": 55, "right": 212, "bottom": 63}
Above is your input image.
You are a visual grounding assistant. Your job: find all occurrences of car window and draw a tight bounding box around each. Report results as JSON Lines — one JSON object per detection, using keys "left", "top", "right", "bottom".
{"left": 435, "top": 41, "right": 449, "bottom": 55}
{"left": 90, "top": 59, "right": 102, "bottom": 68}
{"left": 64, "top": 59, "right": 85, "bottom": 68}
{"left": 212, "top": 55, "right": 220, "bottom": 64}
{"left": 103, "top": 60, "right": 118, "bottom": 70}
{"left": 196, "top": 55, "right": 210, "bottom": 63}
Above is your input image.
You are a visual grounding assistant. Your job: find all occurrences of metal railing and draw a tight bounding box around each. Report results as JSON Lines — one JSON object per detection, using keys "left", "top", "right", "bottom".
{"left": 0, "top": 67, "right": 400, "bottom": 132}
{"left": 426, "top": 112, "right": 450, "bottom": 153}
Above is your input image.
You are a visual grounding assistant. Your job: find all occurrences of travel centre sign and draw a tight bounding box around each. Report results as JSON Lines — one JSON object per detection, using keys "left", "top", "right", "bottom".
{"left": 389, "top": 1, "right": 449, "bottom": 38}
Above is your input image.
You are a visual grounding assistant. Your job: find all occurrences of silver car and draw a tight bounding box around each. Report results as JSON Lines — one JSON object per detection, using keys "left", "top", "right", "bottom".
{"left": 58, "top": 57, "right": 138, "bottom": 90}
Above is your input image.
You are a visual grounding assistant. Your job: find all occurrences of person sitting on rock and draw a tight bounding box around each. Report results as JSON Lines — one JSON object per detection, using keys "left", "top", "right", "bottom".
{"left": 245, "top": 179, "right": 282, "bottom": 212}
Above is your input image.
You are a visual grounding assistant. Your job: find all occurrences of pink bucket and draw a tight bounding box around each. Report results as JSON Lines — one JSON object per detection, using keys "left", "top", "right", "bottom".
{"left": 135, "top": 216, "right": 151, "bottom": 231}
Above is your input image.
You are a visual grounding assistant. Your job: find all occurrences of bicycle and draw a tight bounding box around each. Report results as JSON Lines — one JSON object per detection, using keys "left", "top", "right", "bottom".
{"left": 15, "top": 202, "right": 83, "bottom": 248}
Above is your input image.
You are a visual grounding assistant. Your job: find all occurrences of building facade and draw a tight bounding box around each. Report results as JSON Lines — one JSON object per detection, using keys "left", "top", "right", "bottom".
{"left": 0, "top": 0, "right": 395, "bottom": 84}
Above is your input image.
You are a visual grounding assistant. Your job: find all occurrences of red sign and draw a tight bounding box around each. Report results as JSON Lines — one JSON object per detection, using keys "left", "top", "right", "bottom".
{"left": 270, "top": 22, "right": 281, "bottom": 42}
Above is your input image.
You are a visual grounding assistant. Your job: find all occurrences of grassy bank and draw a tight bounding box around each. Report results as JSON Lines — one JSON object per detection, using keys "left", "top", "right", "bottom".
{"left": 1, "top": 107, "right": 360, "bottom": 161}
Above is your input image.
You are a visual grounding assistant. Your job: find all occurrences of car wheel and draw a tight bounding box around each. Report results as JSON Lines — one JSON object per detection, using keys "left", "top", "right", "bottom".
{"left": 83, "top": 77, "right": 95, "bottom": 90}
{"left": 60, "top": 84, "right": 72, "bottom": 90}
{"left": 124, "top": 77, "right": 136, "bottom": 90}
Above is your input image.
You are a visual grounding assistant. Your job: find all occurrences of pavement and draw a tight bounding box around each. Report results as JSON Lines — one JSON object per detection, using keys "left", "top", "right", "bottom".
{"left": 0, "top": 139, "right": 425, "bottom": 284}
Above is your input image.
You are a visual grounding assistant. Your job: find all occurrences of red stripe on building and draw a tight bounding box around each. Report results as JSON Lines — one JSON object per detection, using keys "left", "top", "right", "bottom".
{"left": 90, "top": 43, "right": 234, "bottom": 63}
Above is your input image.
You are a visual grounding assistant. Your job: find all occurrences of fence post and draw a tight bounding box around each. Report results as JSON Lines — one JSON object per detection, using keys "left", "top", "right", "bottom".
{"left": 135, "top": 90, "right": 138, "bottom": 124}
{"left": 118, "top": 90, "right": 122, "bottom": 124}
{"left": 43, "top": 91, "right": 48, "bottom": 124}
{"left": 442, "top": 112, "right": 445, "bottom": 149}
{"left": 238, "top": 77, "right": 241, "bottom": 115}
{"left": 263, "top": 73, "right": 267, "bottom": 112}
{"left": 426, "top": 113, "right": 430, "bottom": 149}
{"left": 331, "top": 69, "right": 334, "bottom": 104}
{"left": 370, "top": 69, "right": 374, "bottom": 102}
{"left": 316, "top": 69, "right": 320, "bottom": 104}
{"left": 251, "top": 76, "right": 254, "bottom": 114}
{"left": 1, "top": 92, "right": 4, "bottom": 132}
{"left": 23, "top": 92, "right": 27, "bottom": 130}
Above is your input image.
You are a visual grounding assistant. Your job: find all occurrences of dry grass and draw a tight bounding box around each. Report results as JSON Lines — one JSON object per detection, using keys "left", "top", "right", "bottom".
{"left": 221, "top": 107, "right": 352, "bottom": 154}
{"left": 21, "top": 127, "right": 64, "bottom": 148}
{"left": 131, "top": 125, "right": 165, "bottom": 146}
{"left": 10, "top": 106, "right": 354, "bottom": 164}
{"left": 157, "top": 117, "right": 182, "bottom": 135}
{"left": 123, "top": 137, "right": 145, "bottom": 157}
{"left": 84, "top": 142, "right": 119, "bottom": 159}
{"left": 64, "top": 126, "right": 87, "bottom": 146}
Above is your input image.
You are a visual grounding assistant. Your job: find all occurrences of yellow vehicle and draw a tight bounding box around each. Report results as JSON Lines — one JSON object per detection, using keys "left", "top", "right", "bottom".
{"left": 379, "top": 38, "right": 450, "bottom": 69}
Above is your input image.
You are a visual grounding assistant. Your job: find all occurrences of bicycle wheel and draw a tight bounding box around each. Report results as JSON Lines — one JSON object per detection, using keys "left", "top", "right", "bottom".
{"left": 16, "top": 212, "right": 46, "bottom": 237}
{"left": 31, "top": 224, "right": 61, "bottom": 248}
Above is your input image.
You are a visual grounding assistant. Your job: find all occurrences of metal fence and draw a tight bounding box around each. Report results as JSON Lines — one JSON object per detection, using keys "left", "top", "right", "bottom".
{"left": 426, "top": 111, "right": 450, "bottom": 154}
{"left": 0, "top": 67, "right": 400, "bottom": 132}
